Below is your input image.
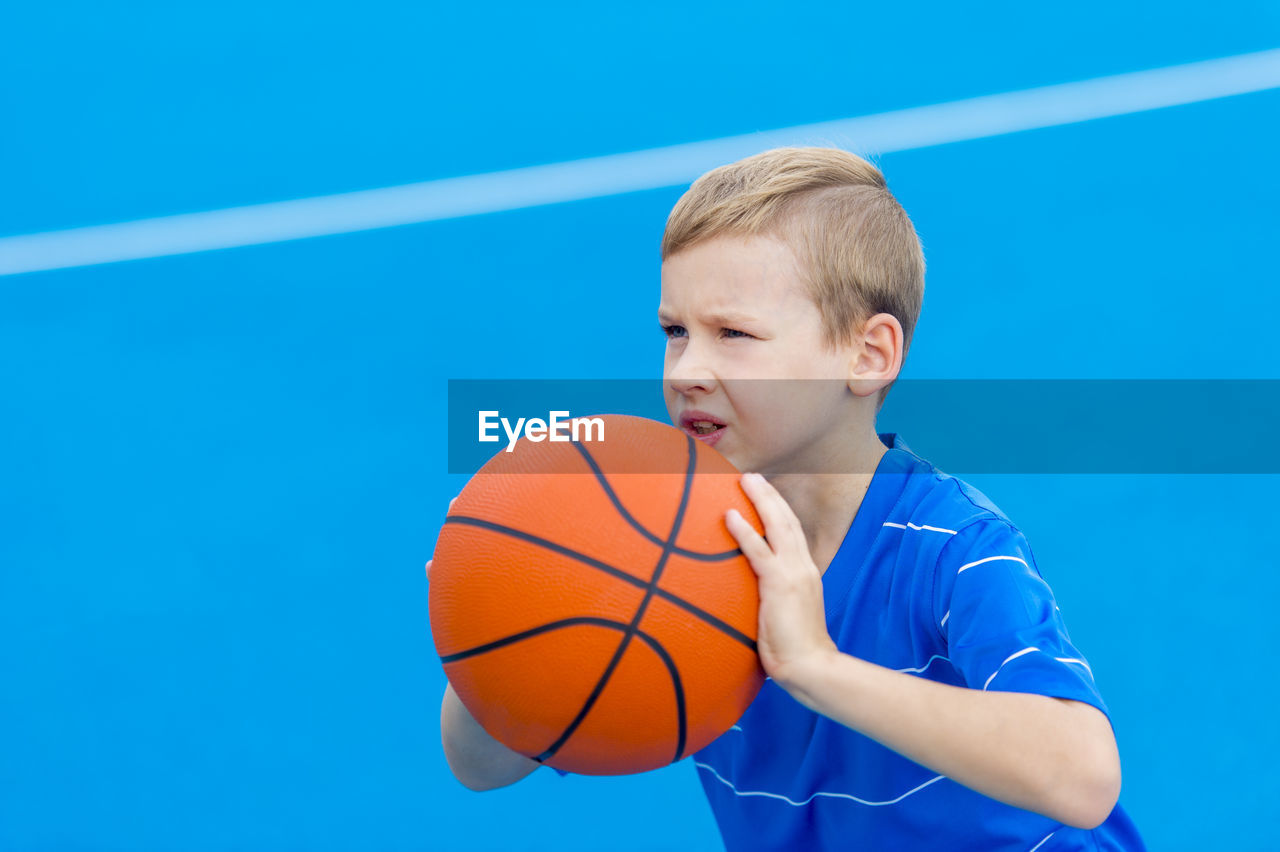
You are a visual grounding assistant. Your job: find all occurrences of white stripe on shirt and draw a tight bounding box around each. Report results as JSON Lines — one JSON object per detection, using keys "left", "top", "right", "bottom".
{"left": 695, "top": 761, "right": 947, "bottom": 808}
{"left": 983, "top": 647, "right": 1040, "bottom": 690}
{"left": 982, "top": 648, "right": 1095, "bottom": 690}
{"left": 1028, "top": 831, "right": 1056, "bottom": 851}
{"left": 1054, "top": 657, "right": 1093, "bottom": 675}
{"left": 957, "top": 554, "right": 1029, "bottom": 574}
{"left": 883, "top": 521, "right": 959, "bottom": 534}
{"left": 896, "top": 654, "right": 952, "bottom": 674}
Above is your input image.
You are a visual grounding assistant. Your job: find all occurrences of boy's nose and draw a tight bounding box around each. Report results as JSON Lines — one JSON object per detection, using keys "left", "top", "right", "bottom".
{"left": 667, "top": 352, "right": 719, "bottom": 397}
{"left": 668, "top": 374, "right": 718, "bottom": 397}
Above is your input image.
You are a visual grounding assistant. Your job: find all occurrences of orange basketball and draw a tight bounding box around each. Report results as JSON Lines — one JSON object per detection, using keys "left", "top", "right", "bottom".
{"left": 429, "top": 414, "right": 766, "bottom": 776}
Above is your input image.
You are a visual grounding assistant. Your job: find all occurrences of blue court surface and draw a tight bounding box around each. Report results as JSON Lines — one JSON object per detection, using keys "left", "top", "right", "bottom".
{"left": 2, "top": 3, "right": 1279, "bottom": 850}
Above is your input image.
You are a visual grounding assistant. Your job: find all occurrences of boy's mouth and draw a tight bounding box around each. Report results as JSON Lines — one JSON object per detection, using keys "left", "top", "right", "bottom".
{"left": 679, "top": 411, "right": 728, "bottom": 446}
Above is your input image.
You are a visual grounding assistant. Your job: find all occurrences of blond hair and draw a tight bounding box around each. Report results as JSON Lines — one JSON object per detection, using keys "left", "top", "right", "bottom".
{"left": 660, "top": 147, "right": 925, "bottom": 409}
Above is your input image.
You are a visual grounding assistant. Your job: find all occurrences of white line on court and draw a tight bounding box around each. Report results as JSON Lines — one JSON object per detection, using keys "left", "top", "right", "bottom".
{"left": 2, "top": 47, "right": 1279, "bottom": 277}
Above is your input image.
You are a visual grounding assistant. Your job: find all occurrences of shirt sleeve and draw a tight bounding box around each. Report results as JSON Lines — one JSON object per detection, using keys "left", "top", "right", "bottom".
{"left": 932, "top": 519, "right": 1110, "bottom": 720}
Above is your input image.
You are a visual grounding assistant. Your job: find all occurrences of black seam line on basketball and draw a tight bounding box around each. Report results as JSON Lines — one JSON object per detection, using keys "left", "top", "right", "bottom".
{"left": 438, "top": 616, "right": 686, "bottom": 767}
{"left": 438, "top": 616, "right": 621, "bottom": 664}
{"left": 534, "top": 435, "right": 699, "bottom": 764}
{"left": 442, "top": 515, "right": 757, "bottom": 652}
{"left": 569, "top": 439, "right": 741, "bottom": 562}
{"left": 636, "top": 625, "right": 688, "bottom": 763}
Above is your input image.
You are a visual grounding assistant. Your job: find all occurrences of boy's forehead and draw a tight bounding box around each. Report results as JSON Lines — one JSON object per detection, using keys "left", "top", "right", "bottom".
{"left": 659, "top": 235, "right": 810, "bottom": 317}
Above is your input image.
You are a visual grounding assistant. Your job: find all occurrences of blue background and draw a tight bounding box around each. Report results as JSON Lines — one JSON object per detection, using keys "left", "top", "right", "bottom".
{"left": 2, "top": 3, "right": 1278, "bottom": 849}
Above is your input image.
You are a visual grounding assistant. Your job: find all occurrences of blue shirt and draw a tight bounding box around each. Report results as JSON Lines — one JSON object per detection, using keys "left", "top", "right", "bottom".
{"left": 553, "top": 433, "right": 1145, "bottom": 851}
{"left": 689, "top": 433, "right": 1145, "bottom": 851}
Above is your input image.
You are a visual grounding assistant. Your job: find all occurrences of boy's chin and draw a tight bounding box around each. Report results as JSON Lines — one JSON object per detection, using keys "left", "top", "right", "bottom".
{"left": 716, "top": 448, "right": 750, "bottom": 473}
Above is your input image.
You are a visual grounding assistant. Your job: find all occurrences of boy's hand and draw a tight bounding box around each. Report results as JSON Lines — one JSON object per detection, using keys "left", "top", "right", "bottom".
{"left": 424, "top": 497, "right": 458, "bottom": 579}
{"left": 725, "top": 472, "right": 839, "bottom": 687}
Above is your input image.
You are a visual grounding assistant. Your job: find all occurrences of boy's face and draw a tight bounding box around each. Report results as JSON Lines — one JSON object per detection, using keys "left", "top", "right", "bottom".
{"left": 659, "top": 233, "right": 873, "bottom": 475}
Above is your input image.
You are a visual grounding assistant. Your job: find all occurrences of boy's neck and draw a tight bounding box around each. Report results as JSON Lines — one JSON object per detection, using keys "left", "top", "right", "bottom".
{"left": 765, "top": 433, "right": 888, "bottom": 576}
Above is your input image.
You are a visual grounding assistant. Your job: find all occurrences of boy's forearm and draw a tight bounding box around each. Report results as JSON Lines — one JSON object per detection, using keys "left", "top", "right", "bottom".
{"left": 440, "top": 683, "right": 541, "bottom": 791}
{"left": 777, "top": 650, "right": 1121, "bottom": 829}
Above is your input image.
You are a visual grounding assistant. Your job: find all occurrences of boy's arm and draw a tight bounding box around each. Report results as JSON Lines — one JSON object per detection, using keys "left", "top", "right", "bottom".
{"left": 429, "top": 500, "right": 543, "bottom": 793}
{"left": 725, "top": 473, "right": 1121, "bottom": 830}
{"left": 441, "top": 681, "right": 541, "bottom": 791}
{"left": 779, "top": 649, "right": 1120, "bottom": 829}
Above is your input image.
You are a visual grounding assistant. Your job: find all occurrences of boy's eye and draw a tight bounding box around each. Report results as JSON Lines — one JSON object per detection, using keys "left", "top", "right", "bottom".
{"left": 660, "top": 324, "right": 756, "bottom": 340}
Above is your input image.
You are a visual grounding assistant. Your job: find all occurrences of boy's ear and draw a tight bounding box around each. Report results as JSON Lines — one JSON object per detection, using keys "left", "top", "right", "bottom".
{"left": 846, "top": 313, "right": 903, "bottom": 398}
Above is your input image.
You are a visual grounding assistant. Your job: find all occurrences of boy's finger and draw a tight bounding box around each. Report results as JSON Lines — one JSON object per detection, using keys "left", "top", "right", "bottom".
{"left": 430, "top": 496, "right": 462, "bottom": 579}
{"left": 742, "top": 472, "right": 787, "bottom": 516}
{"left": 741, "top": 473, "right": 802, "bottom": 546}
{"left": 726, "top": 508, "right": 774, "bottom": 565}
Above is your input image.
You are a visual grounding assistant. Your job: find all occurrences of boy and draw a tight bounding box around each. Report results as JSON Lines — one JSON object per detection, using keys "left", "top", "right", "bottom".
{"left": 433, "top": 147, "right": 1146, "bottom": 850}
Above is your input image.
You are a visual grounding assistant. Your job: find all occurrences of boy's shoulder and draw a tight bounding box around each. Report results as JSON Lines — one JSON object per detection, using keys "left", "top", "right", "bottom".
{"left": 877, "top": 432, "right": 1021, "bottom": 540}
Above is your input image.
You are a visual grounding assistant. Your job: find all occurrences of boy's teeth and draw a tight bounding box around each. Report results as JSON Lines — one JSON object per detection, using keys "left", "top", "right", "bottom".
{"left": 692, "top": 421, "right": 718, "bottom": 434}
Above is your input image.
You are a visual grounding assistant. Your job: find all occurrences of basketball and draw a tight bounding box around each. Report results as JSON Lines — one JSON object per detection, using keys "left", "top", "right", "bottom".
{"left": 429, "top": 414, "right": 767, "bottom": 776}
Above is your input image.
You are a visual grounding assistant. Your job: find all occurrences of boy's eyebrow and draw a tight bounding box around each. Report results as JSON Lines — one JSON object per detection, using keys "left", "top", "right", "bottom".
{"left": 657, "top": 308, "right": 761, "bottom": 326}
